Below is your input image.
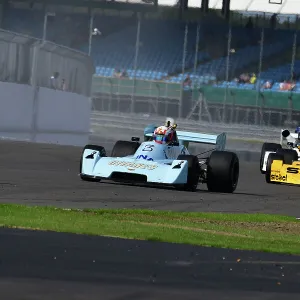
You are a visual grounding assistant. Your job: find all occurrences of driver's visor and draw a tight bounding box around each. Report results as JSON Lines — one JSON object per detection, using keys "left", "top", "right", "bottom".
{"left": 154, "top": 134, "right": 166, "bottom": 143}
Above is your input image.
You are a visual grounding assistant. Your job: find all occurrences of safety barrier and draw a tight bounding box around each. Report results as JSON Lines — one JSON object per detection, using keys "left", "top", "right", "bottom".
{"left": 0, "top": 82, "right": 91, "bottom": 146}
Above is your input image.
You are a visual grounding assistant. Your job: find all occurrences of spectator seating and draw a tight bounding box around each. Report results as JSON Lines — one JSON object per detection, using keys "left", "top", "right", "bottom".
{"left": 259, "top": 60, "right": 300, "bottom": 82}
{"left": 92, "top": 19, "right": 210, "bottom": 80}
{"left": 167, "top": 29, "right": 294, "bottom": 86}
{"left": 3, "top": 8, "right": 299, "bottom": 92}
{"left": 211, "top": 59, "right": 300, "bottom": 93}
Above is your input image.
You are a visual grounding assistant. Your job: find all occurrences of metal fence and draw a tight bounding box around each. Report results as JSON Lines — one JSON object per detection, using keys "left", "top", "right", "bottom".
{"left": 91, "top": 11, "right": 300, "bottom": 128}
{"left": 0, "top": 29, "right": 94, "bottom": 96}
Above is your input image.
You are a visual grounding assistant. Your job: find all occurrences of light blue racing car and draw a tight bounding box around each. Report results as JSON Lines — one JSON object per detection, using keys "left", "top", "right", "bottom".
{"left": 79, "top": 121, "right": 239, "bottom": 193}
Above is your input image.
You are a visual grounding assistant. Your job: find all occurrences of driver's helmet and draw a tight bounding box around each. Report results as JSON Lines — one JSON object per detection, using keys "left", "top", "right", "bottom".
{"left": 153, "top": 126, "right": 175, "bottom": 145}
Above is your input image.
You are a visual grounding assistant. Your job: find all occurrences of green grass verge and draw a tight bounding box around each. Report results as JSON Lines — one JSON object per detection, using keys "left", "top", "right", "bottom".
{"left": 0, "top": 203, "right": 300, "bottom": 255}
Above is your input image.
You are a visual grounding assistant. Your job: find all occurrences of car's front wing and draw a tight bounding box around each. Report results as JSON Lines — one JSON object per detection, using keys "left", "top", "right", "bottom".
{"left": 81, "top": 151, "right": 189, "bottom": 184}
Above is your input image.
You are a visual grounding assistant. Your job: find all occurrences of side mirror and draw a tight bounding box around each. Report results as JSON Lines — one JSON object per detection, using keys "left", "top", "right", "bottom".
{"left": 282, "top": 129, "right": 290, "bottom": 138}
{"left": 131, "top": 137, "right": 140, "bottom": 142}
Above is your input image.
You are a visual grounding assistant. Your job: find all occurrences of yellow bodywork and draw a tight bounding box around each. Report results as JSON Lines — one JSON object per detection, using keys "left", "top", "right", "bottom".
{"left": 270, "top": 159, "right": 300, "bottom": 185}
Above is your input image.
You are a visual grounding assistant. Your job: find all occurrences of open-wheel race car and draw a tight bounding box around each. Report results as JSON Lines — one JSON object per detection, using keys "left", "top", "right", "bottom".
{"left": 79, "top": 119, "right": 239, "bottom": 193}
{"left": 261, "top": 127, "right": 300, "bottom": 185}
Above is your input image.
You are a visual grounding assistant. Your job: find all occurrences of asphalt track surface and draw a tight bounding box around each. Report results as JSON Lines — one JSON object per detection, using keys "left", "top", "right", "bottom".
{"left": 1, "top": 139, "right": 300, "bottom": 299}
{"left": 1, "top": 228, "right": 300, "bottom": 300}
{"left": 1, "top": 140, "right": 300, "bottom": 216}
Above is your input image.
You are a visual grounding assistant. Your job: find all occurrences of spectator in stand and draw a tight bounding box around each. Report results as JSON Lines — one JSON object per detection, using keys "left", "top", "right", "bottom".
{"left": 262, "top": 80, "right": 273, "bottom": 89}
{"left": 183, "top": 75, "right": 192, "bottom": 87}
{"left": 121, "top": 69, "right": 128, "bottom": 78}
{"left": 113, "top": 68, "right": 122, "bottom": 78}
{"left": 236, "top": 73, "right": 250, "bottom": 84}
{"left": 279, "top": 80, "right": 295, "bottom": 91}
{"left": 249, "top": 73, "right": 257, "bottom": 84}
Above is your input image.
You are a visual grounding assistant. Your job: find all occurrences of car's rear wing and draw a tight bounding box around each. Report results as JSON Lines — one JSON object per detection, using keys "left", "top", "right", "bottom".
{"left": 144, "top": 129, "right": 226, "bottom": 151}
{"left": 177, "top": 131, "right": 226, "bottom": 151}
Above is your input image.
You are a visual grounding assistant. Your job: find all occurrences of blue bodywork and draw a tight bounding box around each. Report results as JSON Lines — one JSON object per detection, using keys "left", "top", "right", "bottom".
{"left": 80, "top": 127, "right": 227, "bottom": 185}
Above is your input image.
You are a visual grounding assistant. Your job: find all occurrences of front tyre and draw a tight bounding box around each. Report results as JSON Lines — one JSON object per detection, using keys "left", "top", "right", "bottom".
{"left": 206, "top": 151, "right": 239, "bottom": 193}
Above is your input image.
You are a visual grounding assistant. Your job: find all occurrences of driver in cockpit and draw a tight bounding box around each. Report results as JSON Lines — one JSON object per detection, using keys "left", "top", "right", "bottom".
{"left": 282, "top": 126, "right": 300, "bottom": 149}
{"left": 164, "top": 117, "right": 178, "bottom": 144}
{"left": 152, "top": 117, "right": 179, "bottom": 145}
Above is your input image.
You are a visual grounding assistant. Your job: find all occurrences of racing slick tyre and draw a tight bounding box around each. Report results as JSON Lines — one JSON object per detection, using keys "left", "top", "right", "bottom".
{"left": 175, "top": 155, "right": 200, "bottom": 192}
{"left": 265, "top": 153, "right": 284, "bottom": 184}
{"left": 111, "top": 140, "right": 141, "bottom": 157}
{"left": 80, "top": 144, "right": 106, "bottom": 182}
{"left": 260, "top": 142, "right": 282, "bottom": 174}
{"left": 206, "top": 151, "right": 239, "bottom": 193}
{"left": 276, "top": 148, "right": 298, "bottom": 165}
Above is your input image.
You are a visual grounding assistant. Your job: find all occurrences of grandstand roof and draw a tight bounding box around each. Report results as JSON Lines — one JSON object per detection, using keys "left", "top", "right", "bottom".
{"left": 159, "top": 0, "right": 299, "bottom": 15}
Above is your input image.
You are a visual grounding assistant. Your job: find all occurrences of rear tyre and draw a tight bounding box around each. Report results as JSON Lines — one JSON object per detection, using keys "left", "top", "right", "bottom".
{"left": 175, "top": 155, "right": 200, "bottom": 192}
{"left": 80, "top": 144, "right": 106, "bottom": 182}
{"left": 111, "top": 140, "right": 140, "bottom": 157}
{"left": 206, "top": 151, "right": 239, "bottom": 193}
{"left": 265, "top": 153, "right": 284, "bottom": 184}
{"left": 260, "top": 142, "right": 282, "bottom": 174}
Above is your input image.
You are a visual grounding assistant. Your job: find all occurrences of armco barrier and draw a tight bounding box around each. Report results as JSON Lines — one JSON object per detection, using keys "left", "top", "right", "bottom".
{"left": 37, "top": 88, "right": 90, "bottom": 133}
{"left": 0, "top": 82, "right": 91, "bottom": 146}
{"left": 0, "top": 82, "right": 34, "bottom": 131}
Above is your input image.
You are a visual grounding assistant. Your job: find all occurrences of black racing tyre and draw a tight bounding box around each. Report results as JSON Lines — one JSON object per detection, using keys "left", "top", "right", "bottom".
{"left": 265, "top": 153, "right": 284, "bottom": 184}
{"left": 80, "top": 144, "right": 106, "bottom": 182}
{"left": 176, "top": 155, "right": 200, "bottom": 192}
{"left": 260, "top": 142, "right": 282, "bottom": 174}
{"left": 276, "top": 148, "right": 298, "bottom": 164}
{"left": 206, "top": 151, "right": 239, "bottom": 193}
{"left": 111, "top": 140, "right": 140, "bottom": 157}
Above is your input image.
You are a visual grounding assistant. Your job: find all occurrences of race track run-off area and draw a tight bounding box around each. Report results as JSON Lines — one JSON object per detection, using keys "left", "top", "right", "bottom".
{"left": 1, "top": 139, "right": 300, "bottom": 300}
{"left": 0, "top": 140, "right": 300, "bottom": 216}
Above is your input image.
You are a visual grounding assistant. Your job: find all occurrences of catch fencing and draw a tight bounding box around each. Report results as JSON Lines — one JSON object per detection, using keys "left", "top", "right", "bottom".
{"left": 0, "top": 28, "right": 94, "bottom": 96}
{"left": 0, "top": 28, "right": 94, "bottom": 146}
{"left": 91, "top": 11, "right": 300, "bottom": 128}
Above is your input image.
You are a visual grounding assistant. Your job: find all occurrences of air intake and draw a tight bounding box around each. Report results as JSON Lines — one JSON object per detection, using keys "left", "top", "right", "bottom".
{"left": 110, "top": 172, "right": 147, "bottom": 183}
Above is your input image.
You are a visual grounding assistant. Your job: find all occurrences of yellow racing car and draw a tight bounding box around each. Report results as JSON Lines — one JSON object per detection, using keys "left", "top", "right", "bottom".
{"left": 265, "top": 129, "right": 300, "bottom": 185}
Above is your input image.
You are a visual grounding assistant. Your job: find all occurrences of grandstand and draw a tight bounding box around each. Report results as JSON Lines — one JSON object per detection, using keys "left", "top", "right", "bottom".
{"left": 1, "top": 0, "right": 300, "bottom": 124}
{"left": 3, "top": 7, "right": 210, "bottom": 80}
{"left": 1, "top": 1, "right": 299, "bottom": 89}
